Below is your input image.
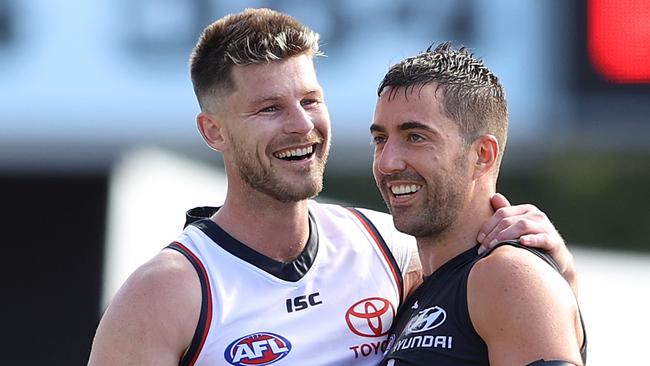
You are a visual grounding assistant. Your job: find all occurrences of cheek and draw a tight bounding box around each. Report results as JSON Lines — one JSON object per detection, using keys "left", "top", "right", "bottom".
{"left": 233, "top": 132, "right": 264, "bottom": 159}
{"left": 371, "top": 160, "right": 381, "bottom": 182}
{"left": 371, "top": 165, "right": 389, "bottom": 194}
{"left": 315, "top": 116, "right": 331, "bottom": 137}
{"left": 371, "top": 162, "right": 379, "bottom": 178}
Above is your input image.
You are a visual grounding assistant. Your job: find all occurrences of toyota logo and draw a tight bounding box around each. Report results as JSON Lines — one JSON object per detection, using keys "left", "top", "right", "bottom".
{"left": 345, "top": 297, "right": 395, "bottom": 337}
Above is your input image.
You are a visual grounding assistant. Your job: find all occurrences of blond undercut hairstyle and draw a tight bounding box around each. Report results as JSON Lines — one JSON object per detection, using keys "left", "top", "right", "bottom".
{"left": 189, "top": 8, "right": 322, "bottom": 112}
{"left": 377, "top": 42, "right": 509, "bottom": 173}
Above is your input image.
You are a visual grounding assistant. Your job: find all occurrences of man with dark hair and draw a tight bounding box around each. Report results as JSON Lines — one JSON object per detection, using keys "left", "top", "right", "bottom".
{"left": 374, "top": 43, "right": 586, "bottom": 366}
{"left": 88, "top": 10, "right": 578, "bottom": 366}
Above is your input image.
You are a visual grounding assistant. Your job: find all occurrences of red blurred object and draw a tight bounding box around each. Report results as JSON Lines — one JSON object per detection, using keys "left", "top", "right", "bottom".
{"left": 588, "top": 0, "right": 650, "bottom": 83}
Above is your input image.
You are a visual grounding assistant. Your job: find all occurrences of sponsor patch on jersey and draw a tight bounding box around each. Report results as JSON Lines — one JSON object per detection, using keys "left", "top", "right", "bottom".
{"left": 224, "top": 332, "right": 292, "bottom": 365}
{"left": 345, "top": 297, "right": 395, "bottom": 337}
{"left": 405, "top": 306, "right": 446, "bottom": 334}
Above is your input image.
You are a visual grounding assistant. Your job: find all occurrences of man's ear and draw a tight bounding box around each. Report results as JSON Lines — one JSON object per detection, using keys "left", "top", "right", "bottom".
{"left": 196, "top": 112, "right": 227, "bottom": 152}
{"left": 472, "top": 134, "right": 499, "bottom": 180}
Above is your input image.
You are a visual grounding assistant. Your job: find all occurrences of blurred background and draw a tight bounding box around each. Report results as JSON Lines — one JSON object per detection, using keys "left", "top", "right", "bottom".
{"left": 1, "top": 0, "right": 648, "bottom": 364}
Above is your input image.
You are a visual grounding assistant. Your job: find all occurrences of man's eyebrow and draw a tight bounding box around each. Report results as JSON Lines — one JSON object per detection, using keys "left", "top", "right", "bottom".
{"left": 371, "top": 121, "right": 440, "bottom": 134}
{"left": 370, "top": 124, "right": 385, "bottom": 133}
{"left": 399, "top": 121, "right": 437, "bottom": 134}
{"left": 249, "top": 88, "right": 322, "bottom": 105}
{"left": 249, "top": 95, "right": 282, "bottom": 105}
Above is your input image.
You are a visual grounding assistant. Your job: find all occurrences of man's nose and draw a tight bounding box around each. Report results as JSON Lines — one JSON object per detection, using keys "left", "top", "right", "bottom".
{"left": 283, "top": 105, "right": 315, "bottom": 134}
{"left": 375, "top": 139, "right": 407, "bottom": 175}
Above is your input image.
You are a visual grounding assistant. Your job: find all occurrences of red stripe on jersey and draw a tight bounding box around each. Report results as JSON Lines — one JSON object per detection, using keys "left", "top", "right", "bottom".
{"left": 346, "top": 209, "right": 404, "bottom": 304}
{"left": 172, "top": 241, "right": 213, "bottom": 366}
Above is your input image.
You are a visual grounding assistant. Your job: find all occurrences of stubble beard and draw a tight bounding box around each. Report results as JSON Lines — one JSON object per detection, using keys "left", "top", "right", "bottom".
{"left": 384, "top": 157, "right": 469, "bottom": 240}
{"left": 233, "top": 141, "right": 329, "bottom": 203}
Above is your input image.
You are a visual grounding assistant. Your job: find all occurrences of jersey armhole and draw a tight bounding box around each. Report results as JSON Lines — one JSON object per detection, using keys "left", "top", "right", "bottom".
{"left": 166, "top": 242, "right": 213, "bottom": 366}
{"left": 346, "top": 208, "right": 404, "bottom": 305}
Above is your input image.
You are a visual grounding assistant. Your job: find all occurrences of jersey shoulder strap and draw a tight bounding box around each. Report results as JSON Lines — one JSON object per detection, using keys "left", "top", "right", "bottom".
{"left": 346, "top": 207, "right": 404, "bottom": 304}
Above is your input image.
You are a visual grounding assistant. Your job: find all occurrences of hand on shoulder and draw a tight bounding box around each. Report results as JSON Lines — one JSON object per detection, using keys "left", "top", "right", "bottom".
{"left": 478, "top": 193, "right": 578, "bottom": 294}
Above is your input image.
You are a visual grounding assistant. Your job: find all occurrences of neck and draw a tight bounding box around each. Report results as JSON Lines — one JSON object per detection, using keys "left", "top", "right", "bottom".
{"left": 417, "top": 185, "right": 495, "bottom": 277}
{"left": 214, "top": 189, "right": 311, "bottom": 263}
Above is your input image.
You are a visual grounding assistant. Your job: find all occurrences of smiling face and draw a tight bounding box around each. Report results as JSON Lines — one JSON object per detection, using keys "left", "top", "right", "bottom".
{"left": 207, "top": 54, "right": 331, "bottom": 202}
{"left": 371, "top": 84, "right": 473, "bottom": 238}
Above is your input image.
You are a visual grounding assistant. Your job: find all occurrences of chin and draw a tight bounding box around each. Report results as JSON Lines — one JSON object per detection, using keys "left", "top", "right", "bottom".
{"left": 391, "top": 213, "right": 419, "bottom": 235}
{"left": 394, "top": 220, "right": 420, "bottom": 236}
{"left": 275, "top": 182, "right": 323, "bottom": 202}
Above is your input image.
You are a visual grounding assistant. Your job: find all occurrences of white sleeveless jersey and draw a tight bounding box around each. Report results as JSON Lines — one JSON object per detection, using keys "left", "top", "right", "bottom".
{"left": 168, "top": 200, "right": 417, "bottom": 366}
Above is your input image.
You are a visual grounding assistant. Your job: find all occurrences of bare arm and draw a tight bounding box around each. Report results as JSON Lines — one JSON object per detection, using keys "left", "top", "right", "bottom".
{"left": 402, "top": 248, "right": 423, "bottom": 299}
{"left": 477, "top": 193, "right": 578, "bottom": 294}
{"left": 87, "top": 249, "right": 201, "bottom": 366}
{"left": 467, "top": 245, "right": 584, "bottom": 366}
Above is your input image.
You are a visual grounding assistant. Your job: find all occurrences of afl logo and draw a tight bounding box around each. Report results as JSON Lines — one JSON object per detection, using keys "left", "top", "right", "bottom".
{"left": 224, "top": 332, "right": 291, "bottom": 365}
{"left": 345, "top": 297, "right": 395, "bottom": 337}
{"left": 405, "top": 306, "right": 446, "bottom": 334}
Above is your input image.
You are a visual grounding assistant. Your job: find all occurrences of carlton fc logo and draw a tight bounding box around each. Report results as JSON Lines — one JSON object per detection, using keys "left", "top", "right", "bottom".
{"left": 345, "top": 297, "right": 395, "bottom": 337}
{"left": 405, "top": 306, "right": 446, "bottom": 335}
{"left": 224, "top": 332, "right": 292, "bottom": 365}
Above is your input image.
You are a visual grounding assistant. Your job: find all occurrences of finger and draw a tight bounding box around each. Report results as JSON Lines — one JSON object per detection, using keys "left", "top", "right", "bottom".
{"left": 523, "top": 234, "right": 577, "bottom": 294}
{"left": 483, "top": 218, "right": 545, "bottom": 249}
{"left": 519, "top": 233, "right": 558, "bottom": 250}
{"left": 477, "top": 204, "right": 537, "bottom": 243}
{"left": 480, "top": 216, "right": 517, "bottom": 247}
{"left": 490, "top": 193, "right": 511, "bottom": 210}
{"left": 477, "top": 194, "right": 511, "bottom": 243}
{"left": 520, "top": 233, "right": 570, "bottom": 272}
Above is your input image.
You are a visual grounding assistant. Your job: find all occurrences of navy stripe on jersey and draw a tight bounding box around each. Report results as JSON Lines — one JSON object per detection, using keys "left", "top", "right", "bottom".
{"left": 189, "top": 214, "right": 319, "bottom": 282}
{"left": 166, "top": 242, "right": 213, "bottom": 366}
{"left": 347, "top": 208, "right": 404, "bottom": 304}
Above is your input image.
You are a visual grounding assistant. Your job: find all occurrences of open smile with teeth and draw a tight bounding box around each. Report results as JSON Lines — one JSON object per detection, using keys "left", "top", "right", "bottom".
{"left": 390, "top": 184, "right": 421, "bottom": 196}
{"left": 274, "top": 145, "right": 315, "bottom": 161}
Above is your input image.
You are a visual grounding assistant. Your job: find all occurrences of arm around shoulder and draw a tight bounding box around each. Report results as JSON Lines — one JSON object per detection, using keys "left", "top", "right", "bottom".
{"left": 87, "top": 249, "right": 201, "bottom": 366}
{"left": 467, "top": 245, "right": 584, "bottom": 366}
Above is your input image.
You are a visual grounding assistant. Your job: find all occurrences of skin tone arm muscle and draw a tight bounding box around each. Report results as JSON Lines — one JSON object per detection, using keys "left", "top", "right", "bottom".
{"left": 403, "top": 249, "right": 423, "bottom": 299}
{"left": 467, "top": 245, "right": 584, "bottom": 366}
{"left": 87, "top": 249, "right": 201, "bottom": 366}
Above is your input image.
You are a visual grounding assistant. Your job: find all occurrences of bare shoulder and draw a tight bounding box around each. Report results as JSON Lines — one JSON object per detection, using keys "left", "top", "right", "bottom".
{"left": 468, "top": 244, "right": 578, "bottom": 321}
{"left": 111, "top": 248, "right": 201, "bottom": 322}
{"left": 125, "top": 248, "right": 200, "bottom": 296}
{"left": 470, "top": 245, "right": 566, "bottom": 291}
{"left": 467, "top": 245, "right": 584, "bottom": 365}
{"left": 88, "top": 248, "right": 202, "bottom": 366}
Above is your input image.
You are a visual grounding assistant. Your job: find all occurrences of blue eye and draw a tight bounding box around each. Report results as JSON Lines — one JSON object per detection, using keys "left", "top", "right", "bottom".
{"left": 302, "top": 98, "right": 322, "bottom": 108}
{"left": 408, "top": 134, "right": 425, "bottom": 142}
{"left": 259, "top": 106, "right": 279, "bottom": 113}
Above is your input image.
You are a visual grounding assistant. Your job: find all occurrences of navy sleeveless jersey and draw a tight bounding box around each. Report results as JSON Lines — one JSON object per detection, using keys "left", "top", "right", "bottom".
{"left": 379, "top": 241, "right": 587, "bottom": 366}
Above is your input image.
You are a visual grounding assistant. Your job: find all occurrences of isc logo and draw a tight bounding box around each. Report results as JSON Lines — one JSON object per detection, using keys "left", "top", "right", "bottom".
{"left": 285, "top": 292, "right": 322, "bottom": 313}
{"left": 224, "top": 332, "right": 292, "bottom": 365}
